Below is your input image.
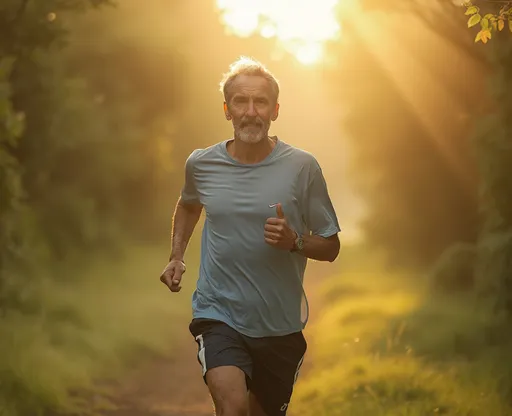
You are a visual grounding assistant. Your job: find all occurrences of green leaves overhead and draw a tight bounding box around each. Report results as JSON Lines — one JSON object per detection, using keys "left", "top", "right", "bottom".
{"left": 463, "top": 1, "right": 512, "bottom": 43}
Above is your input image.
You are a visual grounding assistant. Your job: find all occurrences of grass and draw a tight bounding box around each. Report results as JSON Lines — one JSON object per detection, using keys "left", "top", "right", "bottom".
{"left": 0, "top": 239, "right": 199, "bottom": 416}
{"left": 291, "top": 247, "right": 512, "bottom": 416}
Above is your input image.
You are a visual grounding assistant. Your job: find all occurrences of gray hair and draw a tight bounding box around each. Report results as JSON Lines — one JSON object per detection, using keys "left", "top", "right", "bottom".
{"left": 219, "top": 56, "right": 280, "bottom": 103}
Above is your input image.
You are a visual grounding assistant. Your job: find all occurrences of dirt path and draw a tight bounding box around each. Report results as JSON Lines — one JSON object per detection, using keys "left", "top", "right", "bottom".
{"left": 103, "top": 340, "right": 213, "bottom": 416}
{"left": 100, "top": 262, "right": 331, "bottom": 416}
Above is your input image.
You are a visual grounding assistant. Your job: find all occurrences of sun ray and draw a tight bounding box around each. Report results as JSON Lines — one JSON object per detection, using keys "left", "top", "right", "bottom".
{"left": 215, "top": 0, "right": 342, "bottom": 65}
{"left": 348, "top": 13, "right": 478, "bottom": 198}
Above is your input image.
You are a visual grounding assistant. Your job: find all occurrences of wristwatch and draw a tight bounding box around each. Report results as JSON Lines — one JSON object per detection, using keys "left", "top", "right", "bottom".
{"left": 291, "top": 232, "right": 304, "bottom": 252}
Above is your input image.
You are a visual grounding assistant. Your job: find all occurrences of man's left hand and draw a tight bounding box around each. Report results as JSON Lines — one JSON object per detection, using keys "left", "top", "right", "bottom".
{"left": 264, "top": 203, "right": 297, "bottom": 250}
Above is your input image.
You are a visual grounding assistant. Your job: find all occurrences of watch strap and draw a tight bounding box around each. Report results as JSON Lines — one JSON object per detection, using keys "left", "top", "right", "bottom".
{"left": 291, "top": 232, "right": 304, "bottom": 252}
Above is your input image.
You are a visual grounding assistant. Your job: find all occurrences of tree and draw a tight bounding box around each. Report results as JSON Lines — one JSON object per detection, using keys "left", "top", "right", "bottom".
{"left": 328, "top": 8, "right": 485, "bottom": 268}
{"left": 470, "top": 37, "right": 512, "bottom": 313}
{"left": 0, "top": 0, "right": 187, "bottom": 310}
{"left": 337, "top": 39, "right": 480, "bottom": 267}
{"left": 3, "top": 0, "right": 188, "bottom": 254}
{"left": 355, "top": 0, "right": 512, "bottom": 313}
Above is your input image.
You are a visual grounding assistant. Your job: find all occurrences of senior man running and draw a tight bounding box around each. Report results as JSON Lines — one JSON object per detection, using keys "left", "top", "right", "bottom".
{"left": 160, "top": 56, "right": 341, "bottom": 416}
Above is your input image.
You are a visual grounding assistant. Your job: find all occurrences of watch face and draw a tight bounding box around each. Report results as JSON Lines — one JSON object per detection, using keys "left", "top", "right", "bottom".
{"left": 297, "top": 237, "right": 304, "bottom": 250}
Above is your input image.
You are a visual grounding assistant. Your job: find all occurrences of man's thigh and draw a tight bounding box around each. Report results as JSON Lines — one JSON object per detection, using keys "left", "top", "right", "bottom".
{"left": 189, "top": 319, "right": 253, "bottom": 413}
{"left": 206, "top": 366, "right": 248, "bottom": 415}
{"left": 247, "top": 331, "right": 307, "bottom": 416}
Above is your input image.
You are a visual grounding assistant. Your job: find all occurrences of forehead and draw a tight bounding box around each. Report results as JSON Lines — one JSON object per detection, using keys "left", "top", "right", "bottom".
{"left": 228, "top": 74, "right": 273, "bottom": 98}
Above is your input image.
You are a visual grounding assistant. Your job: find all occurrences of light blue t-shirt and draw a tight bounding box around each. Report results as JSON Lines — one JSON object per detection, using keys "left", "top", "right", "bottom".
{"left": 181, "top": 137, "right": 340, "bottom": 337}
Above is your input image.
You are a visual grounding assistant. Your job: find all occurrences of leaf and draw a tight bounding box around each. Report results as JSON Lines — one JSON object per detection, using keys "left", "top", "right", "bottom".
{"left": 484, "top": 13, "right": 494, "bottom": 20}
{"left": 481, "top": 18, "right": 489, "bottom": 30}
{"left": 465, "top": 6, "right": 479, "bottom": 15}
{"left": 498, "top": 19, "right": 505, "bottom": 31}
{"left": 481, "top": 29, "right": 492, "bottom": 44}
{"left": 492, "top": 21, "right": 498, "bottom": 31}
{"left": 468, "top": 14, "right": 481, "bottom": 27}
{"left": 475, "top": 29, "right": 492, "bottom": 44}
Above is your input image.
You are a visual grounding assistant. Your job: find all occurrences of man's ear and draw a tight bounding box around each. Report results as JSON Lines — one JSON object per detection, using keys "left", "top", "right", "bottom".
{"left": 224, "top": 102, "right": 232, "bottom": 120}
{"left": 271, "top": 103, "right": 280, "bottom": 121}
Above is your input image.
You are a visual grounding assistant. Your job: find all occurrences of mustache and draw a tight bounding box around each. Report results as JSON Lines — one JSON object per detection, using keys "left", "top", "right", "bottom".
{"left": 239, "top": 119, "right": 264, "bottom": 128}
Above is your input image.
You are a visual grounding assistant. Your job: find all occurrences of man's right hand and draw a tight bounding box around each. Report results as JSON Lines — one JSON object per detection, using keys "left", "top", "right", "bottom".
{"left": 160, "top": 259, "right": 187, "bottom": 292}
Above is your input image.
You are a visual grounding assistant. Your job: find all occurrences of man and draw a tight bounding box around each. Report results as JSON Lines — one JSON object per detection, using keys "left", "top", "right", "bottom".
{"left": 160, "top": 56, "right": 340, "bottom": 416}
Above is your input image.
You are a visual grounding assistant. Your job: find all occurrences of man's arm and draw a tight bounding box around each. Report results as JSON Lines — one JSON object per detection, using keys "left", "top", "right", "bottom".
{"left": 264, "top": 216, "right": 340, "bottom": 262}
{"left": 169, "top": 197, "right": 203, "bottom": 261}
{"left": 161, "top": 149, "right": 203, "bottom": 292}
{"left": 299, "top": 233, "right": 340, "bottom": 263}
{"left": 264, "top": 203, "right": 340, "bottom": 262}
{"left": 160, "top": 197, "right": 202, "bottom": 292}
{"left": 299, "top": 163, "right": 341, "bottom": 262}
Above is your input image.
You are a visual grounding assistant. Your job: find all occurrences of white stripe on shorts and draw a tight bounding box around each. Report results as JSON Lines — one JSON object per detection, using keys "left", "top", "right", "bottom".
{"left": 196, "top": 334, "right": 207, "bottom": 376}
{"left": 293, "top": 354, "right": 305, "bottom": 385}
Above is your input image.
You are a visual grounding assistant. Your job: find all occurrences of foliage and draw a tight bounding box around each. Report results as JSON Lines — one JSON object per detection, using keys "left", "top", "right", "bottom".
{"left": 468, "top": 37, "right": 512, "bottom": 315}
{"left": 0, "top": 0, "right": 187, "bottom": 270}
{"left": 292, "top": 256, "right": 512, "bottom": 416}
{"left": 428, "top": 242, "right": 477, "bottom": 294}
{"left": 0, "top": 0, "right": 114, "bottom": 56}
{"left": 332, "top": 36, "right": 481, "bottom": 268}
{"left": 0, "top": 2, "right": 190, "bottom": 412}
{"left": 471, "top": 38, "right": 512, "bottom": 230}
{"left": 0, "top": 1, "right": 119, "bottom": 312}
{"left": 464, "top": 1, "right": 512, "bottom": 43}
{"left": 474, "top": 231, "right": 512, "bottom": 313}
{"left": 346, "top": 0, "right": 511, "bottom": 279}
{"left": 0, "top": 56, "right": 27, "bottom": 310}
{"left": 0, "top": 57, "right": 24, "bottom": 263}
{"left": 0, "top": 244, "right": 195, "bottom": 416}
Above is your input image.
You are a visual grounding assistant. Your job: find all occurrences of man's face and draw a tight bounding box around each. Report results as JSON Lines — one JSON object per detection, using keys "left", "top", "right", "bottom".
{"left": 224, "top": 75, "right": 279, "bottom": 144}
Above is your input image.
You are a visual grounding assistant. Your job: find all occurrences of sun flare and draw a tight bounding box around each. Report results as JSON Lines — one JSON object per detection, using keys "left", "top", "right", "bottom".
{"left": 215, "top": 0, "right": 342, "bottom": 65}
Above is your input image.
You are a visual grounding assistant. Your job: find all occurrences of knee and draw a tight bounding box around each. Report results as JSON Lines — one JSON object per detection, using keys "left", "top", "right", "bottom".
{"left": 216, "top": 396, "right": 248, "bottom": 416}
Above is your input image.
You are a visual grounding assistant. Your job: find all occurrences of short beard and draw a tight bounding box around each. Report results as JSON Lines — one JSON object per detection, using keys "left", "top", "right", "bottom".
{"left": 234, "top": 120, "right": 270, "bottom": 144}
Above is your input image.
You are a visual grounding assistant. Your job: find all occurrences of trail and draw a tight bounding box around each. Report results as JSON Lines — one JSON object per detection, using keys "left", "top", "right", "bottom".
{"left": 100, "top": 261, "right": 332, "bottom": 416}
{"left": 103, "top": 340, "right": 213, "bottom": 416}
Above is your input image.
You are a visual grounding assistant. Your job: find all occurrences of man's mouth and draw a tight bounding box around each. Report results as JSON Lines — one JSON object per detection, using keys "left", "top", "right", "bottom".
{"left": 241, "top": 122, "right": 261, "bottom": 129}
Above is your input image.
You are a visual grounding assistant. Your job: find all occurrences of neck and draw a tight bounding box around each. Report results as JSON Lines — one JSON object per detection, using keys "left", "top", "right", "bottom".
{"left": 228, "top": 135, "right": 276, "bottom": 164}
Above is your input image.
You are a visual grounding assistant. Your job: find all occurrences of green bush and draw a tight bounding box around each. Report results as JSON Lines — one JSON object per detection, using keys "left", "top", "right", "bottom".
{"left": 475, "top": 231, "right": 512, "bottom": 314}
{"left": 292, "top": 260, "right": 512, "bottom": 416}
{"left": 428, "top": 243, "right": 477, "bottom": 294}
{"left": 0, "top": 243, "right": 195, "bottom": 416}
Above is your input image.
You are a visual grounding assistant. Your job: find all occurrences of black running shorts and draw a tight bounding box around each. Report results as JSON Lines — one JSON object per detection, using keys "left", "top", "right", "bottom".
{"left": 189, "top": 318, "right": 307, "bottom": 416}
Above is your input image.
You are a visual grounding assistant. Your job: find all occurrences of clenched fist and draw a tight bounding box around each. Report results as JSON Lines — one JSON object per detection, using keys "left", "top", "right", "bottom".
{"left": 160, "top": 259, "right": 187, "bottom": 292}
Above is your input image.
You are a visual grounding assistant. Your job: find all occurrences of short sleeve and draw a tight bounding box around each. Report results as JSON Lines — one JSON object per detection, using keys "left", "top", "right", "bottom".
{"left": 180, "top": 150, "right": 200, "bottom": 204}
{"left": 303, "top": 167, "right": 341, "bottom": 237}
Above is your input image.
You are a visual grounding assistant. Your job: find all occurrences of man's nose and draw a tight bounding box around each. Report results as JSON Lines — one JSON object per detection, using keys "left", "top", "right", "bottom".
{"left": 246, "top": 100, "right": 257, "bottom": 116}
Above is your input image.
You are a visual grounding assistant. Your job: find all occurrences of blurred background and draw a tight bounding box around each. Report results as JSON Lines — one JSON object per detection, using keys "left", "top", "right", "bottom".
{"left": 1, "top": 1, "right": 512, "bottom": 415}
